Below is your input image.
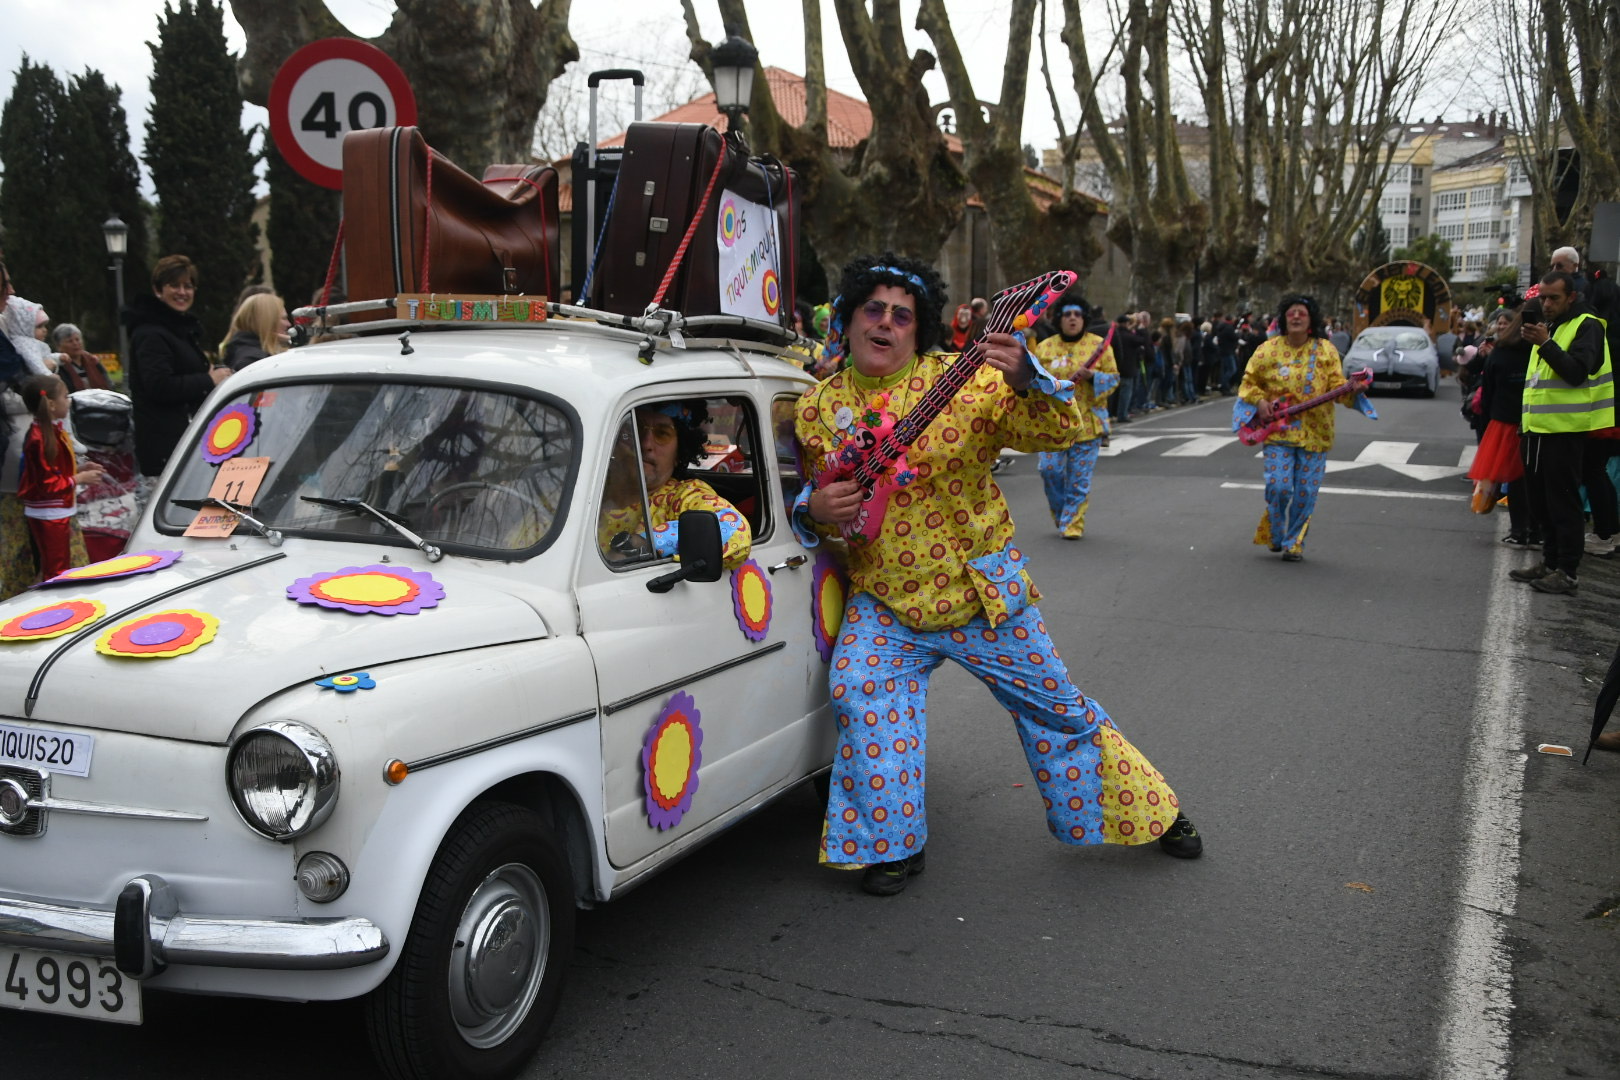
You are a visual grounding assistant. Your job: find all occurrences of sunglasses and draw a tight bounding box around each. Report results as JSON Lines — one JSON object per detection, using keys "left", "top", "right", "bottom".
{"left": 860, "top": 300, "right": 915, "bottom": 328}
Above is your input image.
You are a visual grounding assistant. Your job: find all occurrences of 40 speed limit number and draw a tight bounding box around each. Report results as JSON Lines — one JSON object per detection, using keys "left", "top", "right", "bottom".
{"left": 269, "top": 38, "right": 418, "bottom": 190}
{"left": 2, "top": 946, "right": 140, "bottom": 1024}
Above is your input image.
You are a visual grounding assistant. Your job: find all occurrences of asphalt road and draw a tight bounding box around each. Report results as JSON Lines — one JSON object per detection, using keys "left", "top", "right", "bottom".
{"left": 7, "top": 387, "right": 1617, "bottom": 1079}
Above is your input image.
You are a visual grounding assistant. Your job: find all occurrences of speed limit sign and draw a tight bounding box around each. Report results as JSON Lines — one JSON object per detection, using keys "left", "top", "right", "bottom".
{"left": 269, "top": 38, "right": 418, "bottom": 190}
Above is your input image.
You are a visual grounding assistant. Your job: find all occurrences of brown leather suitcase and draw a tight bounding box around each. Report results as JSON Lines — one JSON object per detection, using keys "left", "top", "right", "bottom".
{"left": 342, "top": 127, "right": 560, "bottom": 321}
{"left": 589, "top": 122, "right": 798, "bottom": 331}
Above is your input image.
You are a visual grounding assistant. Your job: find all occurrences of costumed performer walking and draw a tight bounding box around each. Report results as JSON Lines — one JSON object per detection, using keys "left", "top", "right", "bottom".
{"left": 1034, "top": 294, "right": 1117, "bottom": 539}
{"left": 1234, "top": 294, "right": 1375, "bottom": 561}
{"left": 791, "top": 254, "right": 1203, "bottom": 897}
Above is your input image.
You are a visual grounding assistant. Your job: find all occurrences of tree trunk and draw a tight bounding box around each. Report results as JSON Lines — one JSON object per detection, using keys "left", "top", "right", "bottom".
{"left": 230, "top": 0, "right": 579, "bottom": 170}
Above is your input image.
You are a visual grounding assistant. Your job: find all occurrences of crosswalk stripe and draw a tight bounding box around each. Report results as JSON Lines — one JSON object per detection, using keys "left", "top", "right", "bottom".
{"left": 1458, "top": 445, "right": 1477, "bottom": 469}
{"left": 1356, "top": 440, "right": 1418, "bottom": 465}
{"left": 1220, "top": 482, "right": 1468, "bottom": 501}
{"left": 1159, "top": 434, "right": 1235, "bottom": 457}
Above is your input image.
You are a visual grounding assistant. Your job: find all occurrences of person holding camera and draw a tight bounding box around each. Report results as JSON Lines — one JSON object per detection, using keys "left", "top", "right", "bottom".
{"left": 1508, "top": 273, "right": 1615, "bottom": 594}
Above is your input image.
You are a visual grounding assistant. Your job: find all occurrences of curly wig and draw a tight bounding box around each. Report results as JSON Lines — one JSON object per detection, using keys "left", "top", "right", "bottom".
{"left": 826, "top": 252, "right": 950, "bottom": 363}
{"left": 637, "top": 400, "right": 712, "bottom": 473}
{"left": 1274, "top": 293, "right": 1327, "bottom": 339}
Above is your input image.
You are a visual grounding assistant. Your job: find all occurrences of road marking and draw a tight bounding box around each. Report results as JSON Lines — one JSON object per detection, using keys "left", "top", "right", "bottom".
{"left": 1219, "top": 482, "right": 1468, "bottom": 501}
{"left": 1159, "top": 434, "right": 1235, "bottom": 457}
{"left": 1097, "top": 434, "right": 1173, "bottom": 457}
{"left": 1355, "top": 440, "right": 1418, "bottom": 465}
{"left": 1435, "top": 538, "right": 1527, "bottom": 1078}
{"left": 1458, "top": 445, "right": 1477, "bottom": 469}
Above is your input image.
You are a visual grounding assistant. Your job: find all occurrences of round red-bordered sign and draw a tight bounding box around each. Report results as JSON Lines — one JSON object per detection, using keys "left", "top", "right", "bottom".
{"left": 269, "top": 38, "right": 418, "bottom": 191}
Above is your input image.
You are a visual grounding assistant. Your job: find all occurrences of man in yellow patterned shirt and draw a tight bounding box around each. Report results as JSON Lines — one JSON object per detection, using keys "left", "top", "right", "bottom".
{"left": 1234, "top": 294, "right": 1375, "bottom": 561}
{"left": 1034, "top": 297, "right": 1117, "bottom": 538}
{"left": 792, "top": 254, "right": 1202, "bottom": 896}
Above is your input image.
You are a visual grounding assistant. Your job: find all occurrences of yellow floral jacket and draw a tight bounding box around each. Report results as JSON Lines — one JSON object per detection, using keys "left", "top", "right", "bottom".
{"left": 791, "top": 350, "right": 1082, "bottom": 632}
{"left": 1034, "top": 332, "right": 1118, "bottom": 443}
{"left": 1236, "top": 336, "right": 1368, "bottom": 452}
{"left": 600, "top": 477, "right": 751, "bottom": 569}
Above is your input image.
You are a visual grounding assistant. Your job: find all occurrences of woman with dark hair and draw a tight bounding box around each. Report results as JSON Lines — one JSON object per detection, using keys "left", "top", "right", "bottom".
{"left": 123, "top": 254, "right": 230, "bottom": 478}
{"left": 1233, "top": 293, "right": 1375, "bottom": 561}
{"left": 597, "top": 399, "right": 751, "bottom": 569}
{"left": 1470, "top": 302, "right": 1539, "bottom": 545}
{"left": 793, "top": 252, "right": 1203, "bottom": 897}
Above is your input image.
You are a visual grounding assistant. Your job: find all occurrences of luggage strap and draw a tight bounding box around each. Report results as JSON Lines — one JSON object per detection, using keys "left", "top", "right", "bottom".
{"left": 650, "top": 149, "right": 728, "bottom": 307}
{"left": 578, "top": 170, "right": 623, "bottom": 306}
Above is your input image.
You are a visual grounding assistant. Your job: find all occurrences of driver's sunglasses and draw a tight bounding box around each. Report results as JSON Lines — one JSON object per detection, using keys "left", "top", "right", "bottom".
{"left": 861, "top": 300, "right": 915, "bottom": 328}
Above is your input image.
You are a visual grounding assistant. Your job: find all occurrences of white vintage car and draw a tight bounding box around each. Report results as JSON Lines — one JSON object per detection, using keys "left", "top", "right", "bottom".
{"left": 0, "top": 308, "right": 838, "bottom": 1078}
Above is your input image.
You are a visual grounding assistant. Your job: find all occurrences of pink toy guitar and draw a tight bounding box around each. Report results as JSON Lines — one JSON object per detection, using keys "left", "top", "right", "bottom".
{"left": 1237, "top": 369, "right": 1372, "bottom": 446}
{"left": 816, "top": 269, "right": 1077, "bottom": 542}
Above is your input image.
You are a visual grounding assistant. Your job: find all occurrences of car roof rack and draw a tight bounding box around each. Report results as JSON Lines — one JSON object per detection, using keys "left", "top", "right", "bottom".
{"left": 289, "top": 296, "right": 813, "bottom": 359}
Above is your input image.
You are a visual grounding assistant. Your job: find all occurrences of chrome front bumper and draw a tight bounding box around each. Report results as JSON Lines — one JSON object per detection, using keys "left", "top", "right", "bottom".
{"left": 0, "top": 875, "right": 388, "bottom": 979}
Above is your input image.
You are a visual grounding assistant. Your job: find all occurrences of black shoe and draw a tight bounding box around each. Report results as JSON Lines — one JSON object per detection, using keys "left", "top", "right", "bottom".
{"left": 1508, "top": 563, "right": 1554, "bottom": 582}
{"left": 1501, "top": 534, "right": 1534, "bottom": 547}
{"left": 1281, "top": 551, "right": 1304, "bottom": 562}
{"left": 1158, "top": 814, "right": 1203, "bottom": 859}
{"left": 861, "top": 850, "right": 926, "bottom": 896}
{"left": 1269, "top": 544, "right": 1283, "bottom": 553}
{"left": 1529, "top": 569, "right": 1578, "bottom": 595}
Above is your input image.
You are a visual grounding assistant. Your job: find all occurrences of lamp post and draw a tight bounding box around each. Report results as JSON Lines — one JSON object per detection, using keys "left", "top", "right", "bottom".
{"left": 102, "top": 214, "right": 130, "bottom": 367}
{"left": 710, "top": 34, "right": 758, "bottom": 134}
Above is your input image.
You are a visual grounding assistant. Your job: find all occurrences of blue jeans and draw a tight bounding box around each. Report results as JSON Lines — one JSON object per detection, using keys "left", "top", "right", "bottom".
{"left": 1219, "top": 351, "right": 1237, "bottom": 392}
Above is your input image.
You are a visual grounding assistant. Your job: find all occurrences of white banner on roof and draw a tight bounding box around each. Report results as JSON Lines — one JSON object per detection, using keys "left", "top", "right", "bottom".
{"left": 716, "top": 188, "right": 783, "bottom": 323}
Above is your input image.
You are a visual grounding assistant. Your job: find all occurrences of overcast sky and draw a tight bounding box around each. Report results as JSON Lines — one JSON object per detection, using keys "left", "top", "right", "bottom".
{"left": 2, "top": 0, "right": 1491, "bottom": 197}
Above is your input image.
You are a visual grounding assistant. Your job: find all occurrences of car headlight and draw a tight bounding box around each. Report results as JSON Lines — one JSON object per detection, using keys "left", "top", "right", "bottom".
{"left": 227, "top": 721, "right": 340, "bottom": 840}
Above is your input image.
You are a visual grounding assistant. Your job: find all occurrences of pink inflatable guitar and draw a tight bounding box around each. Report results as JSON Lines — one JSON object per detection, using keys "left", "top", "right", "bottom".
{"left": 1237, "top": 369, "right": 1372, "bottom": 446}
{"left": 816, "top": 269, "right": 1077, "bottom": 543}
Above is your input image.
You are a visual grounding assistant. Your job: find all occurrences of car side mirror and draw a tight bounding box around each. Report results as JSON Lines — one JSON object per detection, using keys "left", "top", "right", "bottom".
{"left": 646, "top": 510, "right": 724, "bottom": 593}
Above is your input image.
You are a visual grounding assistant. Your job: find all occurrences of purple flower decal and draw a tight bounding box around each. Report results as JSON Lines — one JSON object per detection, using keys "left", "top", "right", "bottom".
{"left": 286, "top": 564, "right": 445, "bottom": 615}
{"left": 641, "top": 691, "right": 703, "bottom": 830}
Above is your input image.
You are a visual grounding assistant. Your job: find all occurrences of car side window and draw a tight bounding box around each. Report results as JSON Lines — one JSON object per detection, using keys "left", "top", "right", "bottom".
{"left": 771, "top": 394, "right": 806, "bottom": 515}
{"left": 597, "top": 396, "right": 769, "bottom": 571}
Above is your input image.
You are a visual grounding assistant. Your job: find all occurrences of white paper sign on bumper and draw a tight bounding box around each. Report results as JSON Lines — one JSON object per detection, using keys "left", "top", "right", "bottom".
{"left": 716, "top": 189, "right": 784, "bottom": 323}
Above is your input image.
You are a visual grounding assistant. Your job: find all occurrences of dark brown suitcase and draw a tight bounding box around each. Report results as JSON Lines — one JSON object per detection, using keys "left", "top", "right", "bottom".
{"left": 589, "top": 122, "right": 798, "bottom": 331}
{"left": 341, "top": 127, "right": 561, "bottom": 321}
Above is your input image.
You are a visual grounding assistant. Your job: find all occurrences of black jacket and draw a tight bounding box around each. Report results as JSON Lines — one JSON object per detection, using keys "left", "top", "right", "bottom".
{"left": 123, "top": 292, "right": 214, "bottom": 476}
{"left": 1480, "top": 339, "right": 1533, "bottom": 426}
{"left": 223, "top": 330, "right": 271, "bottom": 372}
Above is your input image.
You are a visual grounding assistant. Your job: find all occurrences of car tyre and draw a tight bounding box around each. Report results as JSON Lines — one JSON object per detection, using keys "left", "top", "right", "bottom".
{"left": 365, "top": 801, "right": 574, "bottom": 1080}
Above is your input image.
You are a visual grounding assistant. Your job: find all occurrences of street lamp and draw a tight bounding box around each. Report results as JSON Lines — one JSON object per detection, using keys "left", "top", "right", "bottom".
{"left": 102, "top": 214, "right": 129, "bottom": 367}
{"left": 711, "top": 34, "right": 758, "bottom": 133}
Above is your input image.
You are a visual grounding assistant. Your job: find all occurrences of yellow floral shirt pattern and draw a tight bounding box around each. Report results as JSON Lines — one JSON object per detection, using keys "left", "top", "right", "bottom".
{"left": 1237, "top": 336, "right": 1353, "bottom": 452}
{"left": 599, "top": 477, "right": 751, "bottom": 569}
{"left": 1034, "top": 333, "right": 1118, "bottom": 443}
{"left": 795, "top": 352, "right": 1083, "bottom": 632}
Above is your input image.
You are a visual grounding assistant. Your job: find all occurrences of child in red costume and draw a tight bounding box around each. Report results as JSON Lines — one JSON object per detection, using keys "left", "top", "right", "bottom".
{"left": 18, "top": 375, "right": 103, "bottom": 581}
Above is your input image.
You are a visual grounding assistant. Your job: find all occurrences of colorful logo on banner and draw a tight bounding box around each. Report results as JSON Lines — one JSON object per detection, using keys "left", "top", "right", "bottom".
{"left": 201, "top": 404, "right": 258, "bottom": 464}
{"left": 730, "top": 559, "right": 772, "bottom": 641}
{"left": 716, "top": 187, "right": 783, "bottom": 323}
{"left": 0, "top": 600, "right": 105, "bottom": 642}
{"left": 810, "top": 552, "right": 846, "bottom": 662}
{"left": 43, "top": 550, "right": 182, "bottom": 586}
{"left": 287, "top": 564, "right": 445, "bottom": 615}
{"left": 641, "top": 691, "right": 703, "bottom": 831}
{"left": 96, "top": 610, "right": 219, "bottom": 659}
{"left": 718, "top": 198, "right": 741, "bottom": 247}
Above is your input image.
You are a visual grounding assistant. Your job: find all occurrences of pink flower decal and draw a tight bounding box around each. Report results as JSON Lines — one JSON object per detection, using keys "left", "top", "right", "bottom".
{"left": 811, "top": 552, "right": 847, "bottom": 662}
{"left": 0, "top": 599, "right": 105, "bottom": 642}
{"left": 202, "top": 403, "right": 258, "bottom": 464}
{"left": 43, "top": 550, "right": 182, "bottom": 586}
{"left": 730, "top": 559, "right": 772, "bottom": 642}
{"left": 286, "top": 564, "right": 445, "bottom": 615}
{"left": 641, "top": 691, "right": 703, "bottom": 830}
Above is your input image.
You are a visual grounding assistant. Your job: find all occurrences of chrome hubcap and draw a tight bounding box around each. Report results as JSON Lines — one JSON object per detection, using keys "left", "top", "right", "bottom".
{"left": 448, "top": 862, "right": 549, "bottom": 1048}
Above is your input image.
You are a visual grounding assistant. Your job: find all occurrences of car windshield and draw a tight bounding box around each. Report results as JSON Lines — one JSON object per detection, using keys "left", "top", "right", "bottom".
{"left": 1350, "top": 329, "right": 1431, "bottom": 354}
{"left": 157, "top": 381, "right": 576, "bottom": 557}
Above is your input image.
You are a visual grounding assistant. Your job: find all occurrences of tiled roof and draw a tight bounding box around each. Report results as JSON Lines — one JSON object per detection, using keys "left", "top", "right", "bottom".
{"left": 598, "top": 67, "right": 874, "bottom": 149}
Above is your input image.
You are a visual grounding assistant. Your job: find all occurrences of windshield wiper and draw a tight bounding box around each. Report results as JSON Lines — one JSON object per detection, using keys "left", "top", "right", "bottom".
{"left": 170, "top": 497, "right": 283, "bottom": 546}
{"left": 299, "top": 496, "right": 443, "bottom": 562}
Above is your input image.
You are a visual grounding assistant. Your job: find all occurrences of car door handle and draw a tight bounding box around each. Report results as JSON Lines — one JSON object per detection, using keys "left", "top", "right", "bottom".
{"left": 767, "top": 554, "right": 808, "bottom": 574}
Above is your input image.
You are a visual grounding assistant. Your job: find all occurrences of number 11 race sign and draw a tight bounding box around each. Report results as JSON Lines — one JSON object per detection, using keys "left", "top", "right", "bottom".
{"left": 269, "top": 38, "right": 418, "bottom": 190}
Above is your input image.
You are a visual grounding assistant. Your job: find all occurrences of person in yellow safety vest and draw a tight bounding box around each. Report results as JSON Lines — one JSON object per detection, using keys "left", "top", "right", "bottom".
{"left": 1508, "top": 271, "right": 1616, "bottom": 595}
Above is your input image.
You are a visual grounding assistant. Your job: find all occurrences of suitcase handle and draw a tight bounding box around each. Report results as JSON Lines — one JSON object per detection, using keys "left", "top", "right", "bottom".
{"left": 588, "top": 69, "right": 646, "bottom": 87}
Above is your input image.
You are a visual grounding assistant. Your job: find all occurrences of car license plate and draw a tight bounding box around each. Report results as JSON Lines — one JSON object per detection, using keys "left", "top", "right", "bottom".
{"left": 0, "top": 722, "right": 93, "bottom": 777}
{"left": 0, "top": 946, "right": 141, "bottom": 1024}
{"left": 1372, "top": 380, "right": 1403, "bottom": 390}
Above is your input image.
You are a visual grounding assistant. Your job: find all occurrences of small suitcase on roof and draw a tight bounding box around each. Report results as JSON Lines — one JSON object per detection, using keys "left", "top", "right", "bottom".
{"left": 589, "top": 122, "right": 798, "bottom": 333}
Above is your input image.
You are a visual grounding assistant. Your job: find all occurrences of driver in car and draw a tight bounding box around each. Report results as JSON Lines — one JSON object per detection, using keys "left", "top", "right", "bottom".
{"left": 599, "top": 401, "right": 752, "bottom": 568}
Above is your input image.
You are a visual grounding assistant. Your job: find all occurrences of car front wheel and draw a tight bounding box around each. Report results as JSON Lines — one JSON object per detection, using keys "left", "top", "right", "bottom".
{"left": 366, "top": 801, "right": 575, "bottom": 1080}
